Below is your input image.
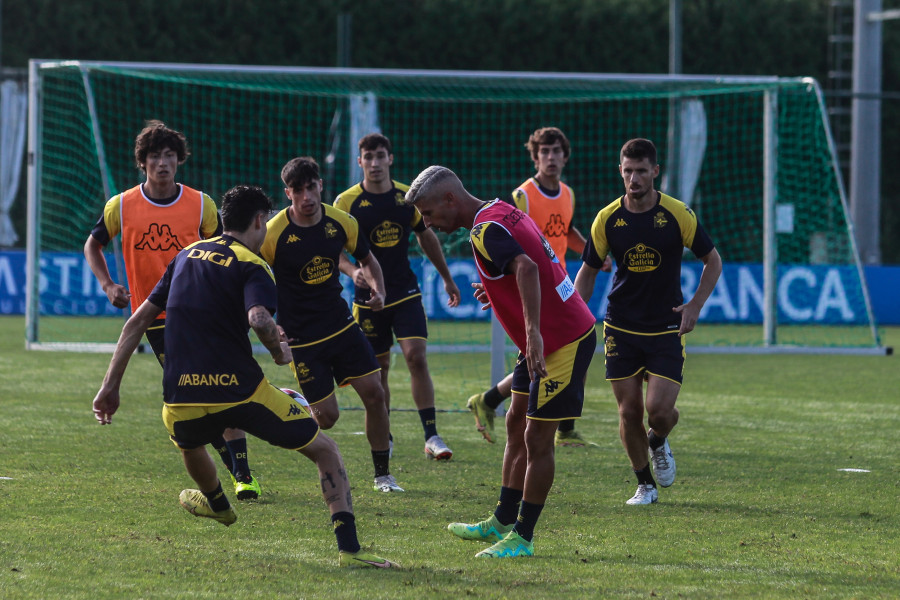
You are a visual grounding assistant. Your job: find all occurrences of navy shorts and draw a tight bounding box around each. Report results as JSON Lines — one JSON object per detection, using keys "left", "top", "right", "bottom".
{"left": 602, "top": 322, "right": 685, "bottom": 385}
{"left": 289, "top": 323, "right": 381, "bottom": 403}
{"left": 509, "top": 328, "right": 597, "bottom": 421}
{"left": 162, "top": 380, "right": 319, "bottom": 451}
{"left": 352, "top": 295, "right": 428, "bottom": 356}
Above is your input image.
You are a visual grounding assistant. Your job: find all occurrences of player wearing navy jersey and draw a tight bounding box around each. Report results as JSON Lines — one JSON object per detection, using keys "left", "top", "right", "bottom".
{"left": 574, "top": 138, "right": 722, "bottom": 505}
{"left": 91, "top": 185, "right": 397, "bottom": 568}
{"left": 261, "top": 157, "right": 402, "bottom": 493}
{"left": 83, "top": 121, "right": 259, "bottom": 500}
{"left": 335, "top": 133, "right": 460, "bottom": 461}
{"left": 406, "top": 166, "right": 597, "bottom": 560}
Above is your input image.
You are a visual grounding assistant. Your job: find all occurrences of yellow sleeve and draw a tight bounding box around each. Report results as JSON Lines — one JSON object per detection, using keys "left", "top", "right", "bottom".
{"left": 512, "top": 188, "right": 529, "bottom": 212}
{"left": 102, "top": 194, "right": 123, "bottom": 239}
{"left": 200, "top": 193, "right": 220, "bottom": 238}
{"left": 260, "top": 210, "right": 289, "bottom": 265}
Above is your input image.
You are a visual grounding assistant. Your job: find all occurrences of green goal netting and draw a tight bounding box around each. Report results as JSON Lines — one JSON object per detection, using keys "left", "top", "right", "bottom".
{"left": 26, "top": 61, "right": 887, "bottom": 398}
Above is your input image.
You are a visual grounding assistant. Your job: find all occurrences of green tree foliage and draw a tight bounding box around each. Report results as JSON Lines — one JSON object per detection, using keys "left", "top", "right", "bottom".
{"left": 1, "top": 0, "right": 898, "bottom": 260}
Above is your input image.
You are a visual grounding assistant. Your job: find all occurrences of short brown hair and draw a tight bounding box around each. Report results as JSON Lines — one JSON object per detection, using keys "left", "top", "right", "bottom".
{"left": 525, "top": 127, "right": 571, "bottom": 160}
{"left": 134, "top": 120, "right": 189, "bottom": 171}
{"left": 281, "top": 156, "right": 321, "bottom": 189}
{"left": 620, "top": 138, "right": 657, "bottom": 165}
{"left": 358, "top": 132, "right": 392, "bottom": 154}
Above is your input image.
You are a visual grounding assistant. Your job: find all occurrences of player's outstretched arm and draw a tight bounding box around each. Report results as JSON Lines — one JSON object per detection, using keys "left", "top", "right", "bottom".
{"left": 84, "top": 235, "right": 131, "bottom": 309}
{"left": 673, "top": 248, "right": 723, "bottom": 336}
{"left": 93, "top": 299, "right": 162, "bottom": 424}
{"left": 415, "top": 228, "right": 460, "bottom": 307}
{"left": 249, "top": 305, "right": 291, "bottom": 365}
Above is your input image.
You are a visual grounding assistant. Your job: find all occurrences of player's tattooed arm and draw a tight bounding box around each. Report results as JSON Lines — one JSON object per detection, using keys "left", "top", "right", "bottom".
{"left": 248, "top": 304, "right": 291, "bottom": 364}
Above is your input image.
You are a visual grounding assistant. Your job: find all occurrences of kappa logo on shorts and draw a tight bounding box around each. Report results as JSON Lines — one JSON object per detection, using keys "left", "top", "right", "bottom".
{"left": 287, "top": 403, "right": 306, "bottom": 417}
{"left": 543, "top": 379, "right": 563, "bottom": 397}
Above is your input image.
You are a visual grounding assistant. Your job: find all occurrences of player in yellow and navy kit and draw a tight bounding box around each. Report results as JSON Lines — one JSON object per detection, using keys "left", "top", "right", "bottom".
{"left": 261, "top": 156, "right": 403, "bottom": 493}
{"left": 335, "top": 133, "right": 460, "bottom": 461}
{"left": 83, "top": 120, "right": 261, "bottom": 500}
{"left": 406, "top": 165, "right": 597, "bottom": 560}
{"left": 575, "top": 138, "right": 722, "bottom": 506}
{"left": 91, "top": 185, "right": 397, "bottom": 568}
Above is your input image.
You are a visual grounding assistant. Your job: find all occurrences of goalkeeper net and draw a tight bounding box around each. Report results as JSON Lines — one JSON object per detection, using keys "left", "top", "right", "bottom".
{"left": 26, "top": 61, "right": 887, "bottom": 384}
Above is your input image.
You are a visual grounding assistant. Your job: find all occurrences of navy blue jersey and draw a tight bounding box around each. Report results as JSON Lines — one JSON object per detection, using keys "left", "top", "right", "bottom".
{"left": 260, "top": 204, "right": 371, "bottom": 344}
{"left": 334, "top": 181, "right": 425, "bottom": 306}
{"left": 147, "top": 234, "right": 278, "bottom": 405}
{"left": 582, "top": 192, "right": 715, "bottom": 333}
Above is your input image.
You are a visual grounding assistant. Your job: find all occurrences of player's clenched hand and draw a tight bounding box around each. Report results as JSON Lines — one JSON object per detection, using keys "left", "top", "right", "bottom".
{"left": 92, "top": 388, "right": 120, "bottom": 424}
{"left": 353, "top": 268, "right": 370, "bottom": 289}
{"left": 673, "top": 301, "right": 700, "bottom": 336}
{"left": 444, "top": 280, "right": 461, "bottom": 308}
{"left": 273, "top": 326, "right": 292, "bottom": 365}
{"left": 600, "top": 255, "right": 614, "bottom": 273}
{"left": 366, "top": 290, "right": 385, "bottom": 311}
{"left": 525, "top": 333, "right": 548, "bottom": 382}
{"left": 471, "top": 282, "right": 491, "bottom": 310}
{"left": 105, "top": 283, "right": 131, "bottom": 309}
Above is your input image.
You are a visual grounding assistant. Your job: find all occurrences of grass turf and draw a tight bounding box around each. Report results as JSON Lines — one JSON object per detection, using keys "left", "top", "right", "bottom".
{"left": 0, "top": 316, "right": 897, "bottom": 599}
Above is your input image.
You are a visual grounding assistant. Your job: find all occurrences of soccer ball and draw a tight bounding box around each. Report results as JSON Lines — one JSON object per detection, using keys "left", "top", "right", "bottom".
{"left": 280, "top": 387, "right": 310, "bottom": 412}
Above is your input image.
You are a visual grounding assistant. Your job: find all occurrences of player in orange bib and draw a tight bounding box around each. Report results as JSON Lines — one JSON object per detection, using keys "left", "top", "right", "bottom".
{"left": 465, "top": 127, "right": 610, "bottom": 447}
{"left": 84, "top": 121, "right": 262, "bottom": 500}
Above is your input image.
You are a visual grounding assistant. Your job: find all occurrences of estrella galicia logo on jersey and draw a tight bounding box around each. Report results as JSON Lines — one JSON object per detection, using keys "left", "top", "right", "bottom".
{"left": 371, "top": 220, "right": 402, "bottom": 247}
{"left": 654, "top": 212, "right": 668, "bottom": 229}
{"left": 301, "top": 256, "right": 335, "bottom": 284}
{"left": 624, "top": 243, "right": 661, "bottom": 273}
{"left": 186, "top": 248, "right": 234, "bottom": 267}
{"left": 544, "top": 214, "right": 567, "bottom": 238}
{"left": 177, "top": 373, "right": 239, "bottom": 386}
{"left": 543, "top": 378, "right": 563, "bottom": 397}
{"left": 614, "top": 218, "right": 628, "bottom": 227}
{"left": 134, "top": 223, "right": 184, "bottom": 251}
{"left": 286, "top": 234, "right": 301, "bottom": 243}
{"left": 605, "top": 335, "right": 617, "bottom": 357}
{"left": 324, "top": 222, "right": 338, "bottom": 238}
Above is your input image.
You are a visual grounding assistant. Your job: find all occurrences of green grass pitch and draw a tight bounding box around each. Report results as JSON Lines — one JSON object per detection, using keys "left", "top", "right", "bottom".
{"left": 0, "top": 316, "right": 896, "bottom": 599}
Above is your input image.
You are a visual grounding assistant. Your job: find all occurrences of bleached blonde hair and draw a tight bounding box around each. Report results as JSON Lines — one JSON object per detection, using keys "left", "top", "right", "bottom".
{"left": 405, "top": 165, "right": 460, "bottom": 205}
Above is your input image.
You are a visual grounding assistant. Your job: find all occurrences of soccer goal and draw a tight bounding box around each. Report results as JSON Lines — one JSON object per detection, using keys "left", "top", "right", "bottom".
{"left": 26, "top": 61, "right": 888, "bottom": 378}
